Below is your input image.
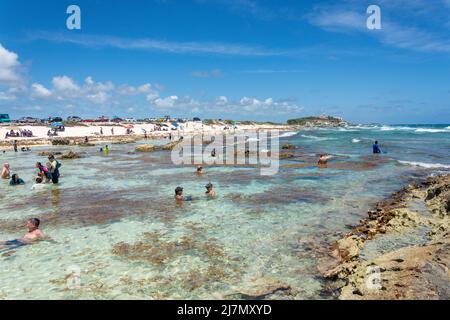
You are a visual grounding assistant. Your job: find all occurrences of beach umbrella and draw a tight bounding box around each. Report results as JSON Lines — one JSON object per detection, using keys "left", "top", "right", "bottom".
{"left": 172, "top": 122, "right": 179, "bottom": 128}
{"left": 124, "top": 125, "right": 134, "bottom": 129}
{"left": 51, "top": 122, "right": 63, "bottom": 127}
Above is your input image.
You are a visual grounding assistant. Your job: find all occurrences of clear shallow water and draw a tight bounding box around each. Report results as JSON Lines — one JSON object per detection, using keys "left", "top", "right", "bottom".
{"left": 0, "top": 125, "right": 449, "bottom": 299}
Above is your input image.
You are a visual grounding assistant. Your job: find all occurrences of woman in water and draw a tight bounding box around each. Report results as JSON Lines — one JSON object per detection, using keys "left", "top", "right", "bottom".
{"left": 36, "top": 162, "right": 51, "bottom": 181}
{"left": 9, "top": 173, "right": 25, "bottom": 186}
{"left": 1, "top": 162, "right": 10, "bottom": 179}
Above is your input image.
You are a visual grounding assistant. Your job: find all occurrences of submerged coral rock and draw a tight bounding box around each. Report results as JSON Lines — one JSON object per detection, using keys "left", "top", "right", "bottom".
{"left": 334, "top": 235, "right": 364, "bottom": 262}
{"left": 38, "top": 151, "right": 62, "bottom": 156}
{"left": 51, "top": 138, "right": 70, "bottom": 146}
{"left": 135, "top": 144, "right": 155, "bottom": 152}
{"left": 231, "top": 277, "right": 291, "bottom": 298}
{"left": 60, "top": 151, "right": 83, "bottom": 159}
{"left": 160, "top": 141, "right": 181, "bottom": 151}
{"left": 281, "top": 143, "right": 296, "bottom": 150}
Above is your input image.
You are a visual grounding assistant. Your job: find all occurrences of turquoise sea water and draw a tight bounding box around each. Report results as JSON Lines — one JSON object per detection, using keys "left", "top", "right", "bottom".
{"left": 0, "top": 124, "right": 449, "bottom": 299}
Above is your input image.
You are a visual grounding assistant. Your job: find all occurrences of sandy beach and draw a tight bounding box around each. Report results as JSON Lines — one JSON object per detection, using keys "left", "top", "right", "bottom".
{"left": 0, "top": 122, "right": 296, "bottom": 149}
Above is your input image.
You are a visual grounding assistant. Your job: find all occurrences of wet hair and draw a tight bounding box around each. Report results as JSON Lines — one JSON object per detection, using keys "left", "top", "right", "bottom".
{"left": 375, "top": 141, "right": 378, "bottom": 144}
{"left": 175, "top": 187, "right": 183, "bottom": 194}
{"left": 35, "top": 177, "right": 43, "bottom": 184}
{"left": 29, "top": 218, "right": 40, "bottom": 228}
{"left": 12, "top": 173, "right": 18, "bottom": 181}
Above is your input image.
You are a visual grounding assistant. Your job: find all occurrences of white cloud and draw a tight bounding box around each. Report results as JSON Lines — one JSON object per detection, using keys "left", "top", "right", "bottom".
{"left": 0, "top": 43, "right": 21, "bottom": 84}
{"left": 87, "top": 91, "right": 109, "bottom": 104}
{"left": 31, "top": 83, "right": 52, "bottom": 98}
{"left": 118, "top": 83, "right": 153, "bottom": 95}
{"left": 216, "top": 96, "right": 228, "bottom": 105}
{"left": 52, "top": 75, "right": 80, "bottom": 92}
{"left": 84, "top": 76, "right": 114, "bottom": 92}
{"left": 146, "top": 91, "right": 160, "bottom": 102}
{"left": 0, "top": 91, "right": 16, "bottom": 100}
{"left": 29, "top": 32, "right": 286, "bottom": 57}
{"left": 153, "top": 95, "right": 179, "bottom": 108}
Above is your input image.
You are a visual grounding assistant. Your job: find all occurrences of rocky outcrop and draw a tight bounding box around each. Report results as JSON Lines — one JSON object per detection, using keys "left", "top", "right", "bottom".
{"left": 60, "top": 151, "right": 84, "bottom": 159}
{"left": 51, "top": 138, "right": 70, "bottom": 145}
{"left": 281, "top": 143, "right": 297, "bottom": 150}
{"left": 135, "top": 144, "right": 155, "bottom": 152}
{"left": 322, "top": 175, "right": 450, "bottom": 300}
{"left": 229, "top": 277, "right": 292, "bottom": 299}
{"left": 38, "top": 151, "right": 62, "bottom": 156}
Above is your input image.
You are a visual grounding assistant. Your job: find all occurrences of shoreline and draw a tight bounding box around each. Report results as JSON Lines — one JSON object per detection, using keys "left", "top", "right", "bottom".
{"left": 320, "top": 174, "right": 450, "bottom": 299}
{"left": 0, "top": 123, "right": 298, "bottom": 149}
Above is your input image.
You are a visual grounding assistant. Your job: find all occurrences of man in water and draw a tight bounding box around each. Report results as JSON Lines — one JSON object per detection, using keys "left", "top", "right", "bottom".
{"left": 0, "top": 218, "right": 47, "bottom": 250}
{"left": 48, "top": 154, "right": 61, "bottom": 184}
{"left": 174, "top": 186, "right": 193, "bottom": 201}
{"left": 373, "top": 141, "right": 382, "bottom": 154}
{"left": 196, "top": 166, "right": 204, "bottom": 175}
{"left": 205, "top": 183, "right": 216, "bottom": 198}
{"left": 9, "top": 173, "right": 25, "bottom": 186}
{"left": 175, "top": 186, "right": 184, "bottom": 201}
{"left": 13, "top": 140, "right": 18, "bottom": 152}
{"left": 318, "top": 154, "right": 328, "bottom": 167}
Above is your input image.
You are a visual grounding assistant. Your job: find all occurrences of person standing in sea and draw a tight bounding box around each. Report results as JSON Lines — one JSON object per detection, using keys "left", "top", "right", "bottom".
{"left": 13, "top": 140, "right": 18, "bottom": 152}
{"left": 48, "top": 154, "right": 61, "bottom": 184}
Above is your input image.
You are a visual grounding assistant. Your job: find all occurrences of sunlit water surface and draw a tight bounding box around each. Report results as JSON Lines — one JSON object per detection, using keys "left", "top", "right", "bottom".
{"left": 0, "top": 125, "right": 449, "bottom": 299}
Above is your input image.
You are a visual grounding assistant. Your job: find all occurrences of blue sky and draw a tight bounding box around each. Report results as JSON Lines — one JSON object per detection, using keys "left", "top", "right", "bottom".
{"left": 0, "top": 0, "right": 449, "bottom": 123}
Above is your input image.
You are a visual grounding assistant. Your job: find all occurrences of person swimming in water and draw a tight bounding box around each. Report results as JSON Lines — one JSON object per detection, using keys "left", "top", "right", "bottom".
{"left": 318, "top": 154, "right": 328, "bottom": 167}
{"left": 0, "top": 218, "right": 47, "bottom": 251}
{"left": 9, "top": 173, "right": 25, "bottom": 186}
{"left": 174, "top": 187, "right": 193, "bottom": 201}
{"left": 196, "top": 166, "right": 204, "bottom": 175}
{"left": 373, "top": 141, "right": 382, "bottom": 154}
{"left": 1, "top": 162, "right": 10, "bottom": 179}
{"left": 31, "top": 177, "right": 47, "bottom": 190}
{"left": 205, "top": 183, "right": 216, "bottom": 198}
{"left": 175, "top": 186, "right": 184, "bottom": 201}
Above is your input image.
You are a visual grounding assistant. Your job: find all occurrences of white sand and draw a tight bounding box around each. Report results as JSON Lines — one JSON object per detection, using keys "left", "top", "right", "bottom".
{"left": 0, "top": 122, "right": 292, "bottom": 144}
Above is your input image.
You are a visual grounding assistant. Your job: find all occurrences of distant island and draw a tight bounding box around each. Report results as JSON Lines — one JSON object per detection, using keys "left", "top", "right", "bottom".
{"left": 287, "top": 116, "right": 349, "bottom": 127}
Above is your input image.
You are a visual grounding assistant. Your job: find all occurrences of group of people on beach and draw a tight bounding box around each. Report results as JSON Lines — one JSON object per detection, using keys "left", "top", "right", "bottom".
{"left": 1, "top": 154, "right": 61, "bottom": 187}
{"left": 5, "top": 129, "right": 33, "bottom": 139}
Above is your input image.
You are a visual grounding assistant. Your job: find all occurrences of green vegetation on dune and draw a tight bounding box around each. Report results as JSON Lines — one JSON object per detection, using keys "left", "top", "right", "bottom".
{"left": 287, "top": 116, "right": 347, "bottom": 126}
